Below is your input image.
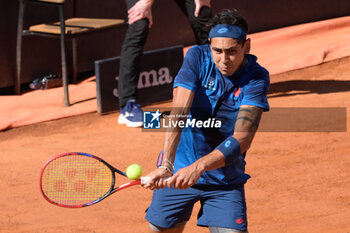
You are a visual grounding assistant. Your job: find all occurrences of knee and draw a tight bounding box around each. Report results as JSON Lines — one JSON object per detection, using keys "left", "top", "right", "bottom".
{"left": 149, "top": 223, "right": 169, "bottom": 232}
{"left": 209, "top": 226, "right": 248, "bottom": 233}
{"left": 149, "top": 222, "right": 186, "bottom": 232}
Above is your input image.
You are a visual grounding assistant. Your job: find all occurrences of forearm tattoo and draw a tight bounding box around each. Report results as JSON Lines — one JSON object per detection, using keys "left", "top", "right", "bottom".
{"left": 235, "top": 107, "right": 263, "bottom": 132}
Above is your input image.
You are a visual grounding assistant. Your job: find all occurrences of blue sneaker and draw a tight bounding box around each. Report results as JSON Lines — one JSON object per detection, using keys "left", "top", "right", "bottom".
{"left": 118, "top": 100, "right": 143, "bottom": 127}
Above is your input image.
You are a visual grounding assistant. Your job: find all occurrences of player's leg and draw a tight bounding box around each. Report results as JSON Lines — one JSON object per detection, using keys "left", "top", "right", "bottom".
{"left": 209, "top": 226, "right": 248, "bottom": 233}
{"left": 145, "top": 186, "right": 199, "bottom": 232}
{"left": 173, "top": 0, "right": 211, "bottom": 45}
{"left": 197, "top": 184, "right": 249, "bottom": 233}
{"left": 118, "top": 0, "right": 149, "bottom": 126}
{"left": 149, "top": 221, "right": 186, "bottom": 233}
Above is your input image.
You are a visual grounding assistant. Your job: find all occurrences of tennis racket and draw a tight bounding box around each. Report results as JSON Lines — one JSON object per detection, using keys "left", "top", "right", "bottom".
{"left": 39, "top": 152, "right": 152, "bottom": 208}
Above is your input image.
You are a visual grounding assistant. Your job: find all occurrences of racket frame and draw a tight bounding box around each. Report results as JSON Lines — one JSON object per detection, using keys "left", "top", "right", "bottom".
{"left": 39, "top": 152, "right": 142, "bottom": 208}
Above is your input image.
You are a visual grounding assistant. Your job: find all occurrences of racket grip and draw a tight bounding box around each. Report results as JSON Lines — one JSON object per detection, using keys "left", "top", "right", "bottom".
{"left": 140, "top": 176, "right": 170, "bottom": 185}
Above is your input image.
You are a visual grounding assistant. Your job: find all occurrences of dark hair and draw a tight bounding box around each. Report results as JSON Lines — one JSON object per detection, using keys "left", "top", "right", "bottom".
{"left": 206, "top": 9, "right": 248, "bottom": 34}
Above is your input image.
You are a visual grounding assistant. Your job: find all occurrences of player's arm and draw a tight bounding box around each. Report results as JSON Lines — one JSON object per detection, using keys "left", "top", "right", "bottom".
{"left": 163, "top": 86, "right": 195, "bottom": 163}
{"left": 232, "top": 105, "right": 263, "bottom": 152}
{"left": 143, "top": 86, "right": 195, "bottom": 190}
{"left": 167, "top": 105, "right": 263, "bottom": 189}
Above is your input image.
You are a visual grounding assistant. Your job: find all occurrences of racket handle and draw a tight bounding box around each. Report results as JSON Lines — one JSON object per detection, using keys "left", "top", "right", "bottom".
{"left": 140, "top": 176, "right": 170, "bottom": 185}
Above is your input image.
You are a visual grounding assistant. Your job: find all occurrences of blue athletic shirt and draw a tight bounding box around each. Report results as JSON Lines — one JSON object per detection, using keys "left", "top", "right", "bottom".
{"left": 173, "top": 44, "right": 270, "bottom": 186}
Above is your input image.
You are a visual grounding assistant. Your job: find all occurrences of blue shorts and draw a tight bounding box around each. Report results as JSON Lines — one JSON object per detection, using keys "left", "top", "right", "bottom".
{"left": 145, "top": 184, "right": 248, "bottom": 231}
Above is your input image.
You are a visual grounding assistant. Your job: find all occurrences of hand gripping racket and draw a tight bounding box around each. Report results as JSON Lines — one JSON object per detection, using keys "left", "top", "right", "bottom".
{"left": 39, "top": 152, "right": 152, "bottom": 208}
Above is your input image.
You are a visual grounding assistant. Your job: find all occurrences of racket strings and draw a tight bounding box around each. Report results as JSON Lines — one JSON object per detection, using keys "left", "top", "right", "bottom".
{"left": 41, "top": 155, "right": 113, "bottom": 206}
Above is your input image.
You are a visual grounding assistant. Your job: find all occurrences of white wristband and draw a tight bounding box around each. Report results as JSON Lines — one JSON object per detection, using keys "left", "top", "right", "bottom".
{"left": 161, "top": 159, "right": 174, "bottom": 171}
{"left": 158, "top": 165, "right": 174, "bottom": 174}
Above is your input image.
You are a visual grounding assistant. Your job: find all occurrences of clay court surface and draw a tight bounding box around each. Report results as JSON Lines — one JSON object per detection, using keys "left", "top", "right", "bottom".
{"left": 0, "top": 57, "right": 349, "bottom": 233}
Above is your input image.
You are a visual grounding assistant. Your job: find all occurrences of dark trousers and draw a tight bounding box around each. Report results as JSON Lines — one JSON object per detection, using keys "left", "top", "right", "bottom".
{"left": 118, "top": 0, "right": 211, "bottom": 107}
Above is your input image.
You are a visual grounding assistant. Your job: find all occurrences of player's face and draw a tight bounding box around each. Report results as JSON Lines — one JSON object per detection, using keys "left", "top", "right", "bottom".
{"left": 210, "top": 37, "right": 250, "bottom": 76}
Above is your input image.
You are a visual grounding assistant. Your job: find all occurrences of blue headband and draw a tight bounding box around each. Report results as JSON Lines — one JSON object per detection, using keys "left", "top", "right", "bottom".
{"left": 209, "top": 24, "right": 246, "bottom": 41}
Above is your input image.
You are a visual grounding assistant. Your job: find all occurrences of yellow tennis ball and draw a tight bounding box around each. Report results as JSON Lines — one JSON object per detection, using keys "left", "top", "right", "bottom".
{"left": 126, "top": 164, "right": 142, "bottom": 180}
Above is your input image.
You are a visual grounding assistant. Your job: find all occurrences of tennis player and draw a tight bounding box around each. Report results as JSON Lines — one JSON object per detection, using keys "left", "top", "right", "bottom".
{"left": 143, "top": 9, "right": 270, "bottom": 233}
